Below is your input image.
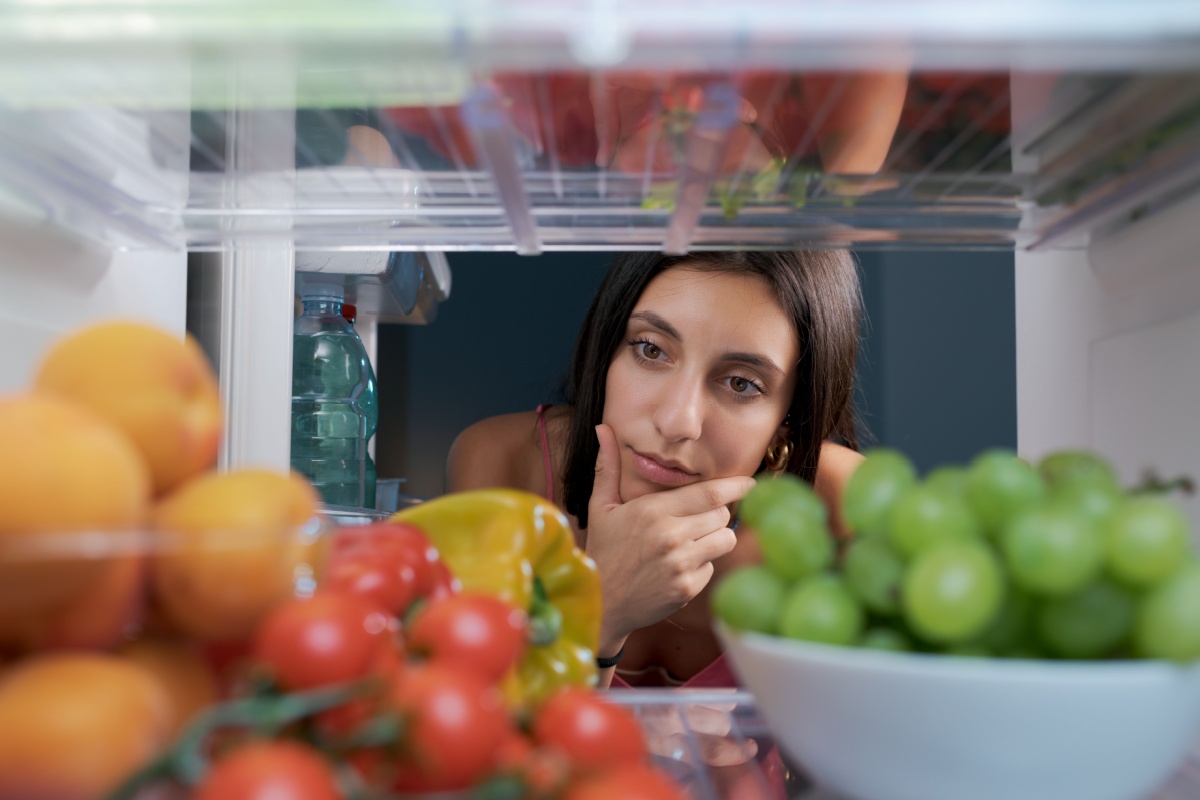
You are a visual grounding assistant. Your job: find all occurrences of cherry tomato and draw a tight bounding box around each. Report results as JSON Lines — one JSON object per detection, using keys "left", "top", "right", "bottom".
{"left": 310, "top": 656, "right": 402, "bottom": 793}
{"left": 407, "top": 592, "right": 528, "bottom": 684}
{"left": 424, "top": 557, "right": 462, "bottom": 602}
{"left": 563, "top": 763, "right": 690, "bottom": 800}
{"left": 253, "top": 593, "right": 393, "bottom": 692}
{"left": 493, "top": 71, "right": 600, "bottom": 167}
{"left": 389, "top": 661, "right": 513, "bottom": 793}
{"left": 493, "top": 727, "right": 535, "bottom": 772}
{"left": 532, "top": 687, "right": 648, "bottom": 772}
{"left": 325, "top": 548, "right": 422, "bottom": 618}
{"left": 200, "top": 638, "right": 254, "bottom": 697}
{"left": 334, "top": 522, "right": 446, "bottom": 599}
{"left": 311, "top": 642, "right": 403, "bottom": 740}
{"left": 493, "top": 729, "right": 571, "bottom": 798}
{"left": 193, "top": 740, "right": 342, "bottom": 800}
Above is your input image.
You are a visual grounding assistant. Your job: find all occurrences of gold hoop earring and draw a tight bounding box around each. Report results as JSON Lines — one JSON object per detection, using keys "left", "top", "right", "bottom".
{"left": 764, "top": 438, "right": 792, "bottom": 473}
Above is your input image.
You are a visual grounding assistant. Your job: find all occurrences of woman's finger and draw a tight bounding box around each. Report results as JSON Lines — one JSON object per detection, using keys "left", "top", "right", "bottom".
{"left": 690, "top": 526, "right": 738, "bottom": 565}
{"left": 657, "top": 475, "right": 756, "bottom": 517}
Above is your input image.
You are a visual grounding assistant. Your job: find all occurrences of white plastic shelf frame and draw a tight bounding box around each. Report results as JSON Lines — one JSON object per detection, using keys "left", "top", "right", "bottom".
{"left": 1, "top": 1, "right": 1199, "bottom": 254}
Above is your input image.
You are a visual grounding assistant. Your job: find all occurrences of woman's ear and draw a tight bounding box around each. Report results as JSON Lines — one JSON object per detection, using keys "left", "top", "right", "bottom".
{"left": 774, "top": 415, "right": 792, "bottom": 445}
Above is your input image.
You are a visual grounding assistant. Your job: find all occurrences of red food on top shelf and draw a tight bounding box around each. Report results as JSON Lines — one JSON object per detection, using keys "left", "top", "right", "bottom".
{"left": 382, "top": 104, "right": 480, "bottom": 166}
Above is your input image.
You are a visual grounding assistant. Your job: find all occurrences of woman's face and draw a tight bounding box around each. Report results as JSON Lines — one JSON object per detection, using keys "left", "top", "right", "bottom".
{"left": 603, "top": 266, "right": 800, "bottom": 504}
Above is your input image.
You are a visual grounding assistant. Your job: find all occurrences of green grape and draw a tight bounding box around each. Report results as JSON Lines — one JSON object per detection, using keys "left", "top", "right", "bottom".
{"left": 1000, "top": 643, "right": 1047, "bottom": 660}
{"left": 943, "top": 643, "right": 992, "bottom": 658}
{"left": 1050, "top": 480, "right": 1124, "bottom": 528}
{"left": 902, "top": 541, "right": 1003, "bottom": 644}
{"left": 740, "top": 472, "right": 825, "bottom": 530}
{"left": 966, "top": 450, "right": 1047, "bottom": 538}
{"left": 779, "top": 574, "right": 863, "bottom": 647}
{"left": 973, "top": 583, "right": 1033, "bottom": 653}
{"left": 712, "top": 565, "right": 788, "bottom": 634}
{"left": 1038, "top": 449, "right": 1120, "bottom": 492}
{"left": 756, "top": 501, "right": 834, "bottom": 581}
{"left": 1002, "top": 505, "right": 1103, "bottom": 596}
{"left": 1105, "top": 496, "right": 1190, "bottom": 589}
{"left": 843, "top": 536, "right": 904, "bottom": 616}
{"left": 1036, "top": 578, "right": 1135, "bottom": 659}
{"left": 841, "top": 448, "right": 917, "bottom": 539}
{"left": 1134, "top": 560, "right": 1200, "bottom": 662}
{"left": 925, "top": 465, "right": 969, "bottom": 499}
{"left": 887, "top": 484, "right": 981, "bottom": 560}
{"left": 859, "top": 626, "right": 913, "bottom": 652}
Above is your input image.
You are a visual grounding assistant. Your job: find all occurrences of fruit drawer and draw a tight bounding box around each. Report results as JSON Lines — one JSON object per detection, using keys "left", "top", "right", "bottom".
{"left": 610, "top": 688, "right": 1200, "bottom": 800}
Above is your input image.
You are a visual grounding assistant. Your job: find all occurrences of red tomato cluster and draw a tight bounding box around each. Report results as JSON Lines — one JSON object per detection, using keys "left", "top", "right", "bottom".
{"left": 382, "top": 71, "right": 784, "bottom": 175}
{"left": 190, "top": 521, "right": 691, "bottom": 800}
{"left": 380, "top": 69, "right": 1028, "bottom": 186}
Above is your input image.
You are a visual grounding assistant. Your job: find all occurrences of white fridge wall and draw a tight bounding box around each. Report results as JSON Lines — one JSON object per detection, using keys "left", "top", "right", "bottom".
{"left": 0, "top": 216, "right": 186, "bottom": 392}
{"left": 1091, "top": 311, "right": 1200, "bottom": 539}
{"left": 1016, "top": 190, "right": 1200, "bottom": 536}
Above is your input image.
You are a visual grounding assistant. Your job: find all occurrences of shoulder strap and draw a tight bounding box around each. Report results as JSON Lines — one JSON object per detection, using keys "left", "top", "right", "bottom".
{"left": 534, "top": 403, "right": 555, "bottom": 504}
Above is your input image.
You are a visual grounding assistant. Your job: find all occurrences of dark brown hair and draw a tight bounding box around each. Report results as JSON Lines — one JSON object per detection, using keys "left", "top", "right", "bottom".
{"left": 561, "top": 251, "right": 863, "bottom": 528}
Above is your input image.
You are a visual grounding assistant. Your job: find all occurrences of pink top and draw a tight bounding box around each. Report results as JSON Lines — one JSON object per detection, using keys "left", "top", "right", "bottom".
{"left": 610, "top": 654, "right": 738, "bottom": 689}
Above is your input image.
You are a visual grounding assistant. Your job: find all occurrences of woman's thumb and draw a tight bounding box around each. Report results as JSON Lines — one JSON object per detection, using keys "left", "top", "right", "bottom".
{"left": 591, "top": 423, "right": 622, "bottom": 508}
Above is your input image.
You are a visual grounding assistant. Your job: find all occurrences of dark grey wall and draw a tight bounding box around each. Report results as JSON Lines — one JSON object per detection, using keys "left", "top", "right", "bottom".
{"left": 376, "top": 252, "right": 610, "bottom": 498}
{"left": 377, "top": 250, "right": 1016, "bottom": 499}
{"left": 855, "top": 250, "right": 1017, "bottom": 473}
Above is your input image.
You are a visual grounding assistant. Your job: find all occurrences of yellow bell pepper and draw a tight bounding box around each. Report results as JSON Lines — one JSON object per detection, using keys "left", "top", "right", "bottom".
{"left": 392, "top": 488, "right": 601, "bottom": 704}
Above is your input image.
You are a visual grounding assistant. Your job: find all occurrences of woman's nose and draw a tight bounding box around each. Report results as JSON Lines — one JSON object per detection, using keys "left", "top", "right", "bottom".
{"left": 652, "top": 373, "right": 704, "bottom": 442}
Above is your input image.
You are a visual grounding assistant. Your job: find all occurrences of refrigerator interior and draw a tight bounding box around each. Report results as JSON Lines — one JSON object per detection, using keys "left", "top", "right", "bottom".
{"left": 3, "top": 2, "right": 1200, "bottom": 796}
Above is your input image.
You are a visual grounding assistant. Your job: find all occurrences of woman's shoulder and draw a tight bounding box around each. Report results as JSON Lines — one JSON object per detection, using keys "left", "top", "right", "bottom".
{"left": 446, "top": 408, "right": 567, "bottom": 495}
{"left": 818, "top": 441, "right": 864, "bottom": 480}
{"left": 814, "top": 441, "right": 864, "bottom": 538}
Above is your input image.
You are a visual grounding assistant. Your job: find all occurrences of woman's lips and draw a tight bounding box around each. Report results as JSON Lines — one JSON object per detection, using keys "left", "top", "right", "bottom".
{"left": 632, "top": 451, "right": 698, "bottom": 486}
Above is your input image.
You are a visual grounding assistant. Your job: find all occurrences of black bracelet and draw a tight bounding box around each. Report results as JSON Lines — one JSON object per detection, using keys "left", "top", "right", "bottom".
{"left": 596, "top": 647, "right": 624, "bottom": 669}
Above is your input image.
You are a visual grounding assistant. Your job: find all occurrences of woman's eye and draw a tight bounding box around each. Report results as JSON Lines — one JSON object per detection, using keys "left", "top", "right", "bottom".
{"left": 639, "top": 342, "right": 662, "bottom": 360}
{"left": 729, "top": 376, "right": 762, "bottom": 395}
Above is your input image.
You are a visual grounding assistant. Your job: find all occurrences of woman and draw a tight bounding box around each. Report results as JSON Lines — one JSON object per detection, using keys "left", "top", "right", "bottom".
{"left": 447, "top": 251, "right": 864, "bottom": 689}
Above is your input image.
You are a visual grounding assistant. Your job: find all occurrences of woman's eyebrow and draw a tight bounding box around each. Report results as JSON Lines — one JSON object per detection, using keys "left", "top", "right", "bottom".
{"left": 724, "top": 352, "right": 784, "bottom": 378}
{"left": 629, "top": 310, "right": 681, "bottom": 340}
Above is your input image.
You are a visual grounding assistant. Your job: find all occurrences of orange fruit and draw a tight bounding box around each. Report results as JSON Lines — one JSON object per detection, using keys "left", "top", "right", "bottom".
{"left": 35, "top": 320, "right": 223, "bottom": 496}
{"left": 0, "top": 653, "right": 172, "bottom": 800}
{"left": 151, "top": 469, "right": 326, "bottom": 641}
{"left": 120, "top": 637, "right": 219, "bottom": 737}
{"left": 3, "top": 554, "right": 145, "bottom": 653}
{"left": 0, "top": 394, "right": 150, "bottom": 619}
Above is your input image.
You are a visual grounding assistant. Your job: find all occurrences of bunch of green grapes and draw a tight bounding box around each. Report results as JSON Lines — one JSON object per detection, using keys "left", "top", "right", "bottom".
{"left": 713, "top": 448, "right": 1200, "bottom": 663}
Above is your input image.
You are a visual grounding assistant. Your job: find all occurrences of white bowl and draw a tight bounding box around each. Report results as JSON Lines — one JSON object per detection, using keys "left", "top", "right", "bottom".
{"left": 716, "top": 623, "right": 1200, "bottom": 800}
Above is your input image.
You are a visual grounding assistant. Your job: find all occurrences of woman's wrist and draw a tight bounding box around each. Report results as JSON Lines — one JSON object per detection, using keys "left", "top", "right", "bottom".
{"left": 595, "top": 647, "right": 624, "bottom": 669}
{"left": 596, "top": 633, "right": 628, "bottom": 668}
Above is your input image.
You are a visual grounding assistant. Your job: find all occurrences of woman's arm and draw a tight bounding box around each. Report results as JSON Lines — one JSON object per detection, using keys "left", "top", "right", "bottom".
{"left": 444, "top": 412, "right": 538, "bottom": 495}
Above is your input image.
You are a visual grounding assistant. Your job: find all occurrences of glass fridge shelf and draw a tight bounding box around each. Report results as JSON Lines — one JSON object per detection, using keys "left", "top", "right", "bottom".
{"left": 1, "top": 64, "right": 1198, "bottom": 253}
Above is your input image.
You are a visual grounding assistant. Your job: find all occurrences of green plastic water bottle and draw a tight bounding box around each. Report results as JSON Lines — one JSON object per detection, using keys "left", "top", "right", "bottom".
{"left": 291, "top": 283, "right": 373, "bottom": 508}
